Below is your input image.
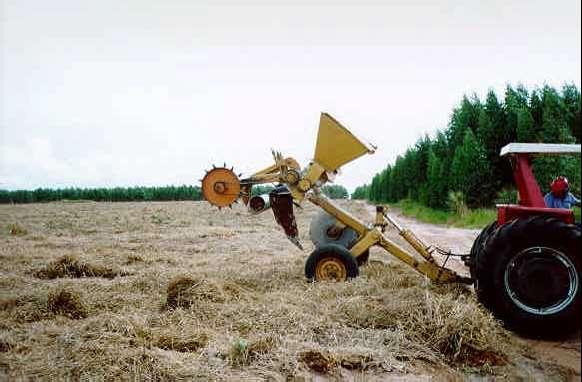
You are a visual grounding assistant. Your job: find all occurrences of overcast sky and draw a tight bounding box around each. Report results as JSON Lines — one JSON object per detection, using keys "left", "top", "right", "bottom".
{"left": 1, "top": 0, "right": 580, "bottom": 192}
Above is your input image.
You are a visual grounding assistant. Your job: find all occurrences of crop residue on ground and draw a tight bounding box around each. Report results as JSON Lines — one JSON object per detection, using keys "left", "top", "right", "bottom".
{"left": 0, "top": 201, "right": 572, "bottom": 380}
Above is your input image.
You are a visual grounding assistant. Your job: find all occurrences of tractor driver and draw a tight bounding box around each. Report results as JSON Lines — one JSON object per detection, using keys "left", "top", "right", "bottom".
{"left": 544, "top": 176, "right": 580, "bottom": 209}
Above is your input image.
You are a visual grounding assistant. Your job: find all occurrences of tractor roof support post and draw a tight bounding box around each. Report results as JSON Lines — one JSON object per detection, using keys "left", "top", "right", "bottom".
{"left": 512, "top": 154, "right": 545, "bottom": 208}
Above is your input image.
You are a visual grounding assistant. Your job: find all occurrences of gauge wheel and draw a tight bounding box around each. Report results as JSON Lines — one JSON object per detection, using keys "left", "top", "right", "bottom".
{"left": 305, "top": 244, "right": 359, "bottom": 282}
{"left": 467, "top": 221, "right": 497, "bottom": 280}
{"left": 309, "top": 211, "right": 370, "bottom": 266}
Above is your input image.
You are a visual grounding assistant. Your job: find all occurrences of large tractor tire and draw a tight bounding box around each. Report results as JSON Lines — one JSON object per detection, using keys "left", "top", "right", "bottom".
{"left": 309, "top": 211, "right": 369, "bottom": 266}
{"left": 474, "top": 216, "right": 581, "bottom": 337}
{"left": 305, "top": 244, "right": 359, "bottom": 282}
{"left": 467, "top": 221, "right": 497, "bottom": 279}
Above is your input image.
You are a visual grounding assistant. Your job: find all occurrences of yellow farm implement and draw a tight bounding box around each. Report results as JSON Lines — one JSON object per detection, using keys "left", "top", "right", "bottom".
{"left": 201, "top": 113, "right": 470, "bottom": 284}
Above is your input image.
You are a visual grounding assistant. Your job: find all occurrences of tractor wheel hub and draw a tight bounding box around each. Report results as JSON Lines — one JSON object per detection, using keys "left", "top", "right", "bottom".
{"left": 504, "top": 246, "right": 578, "bottom": 315}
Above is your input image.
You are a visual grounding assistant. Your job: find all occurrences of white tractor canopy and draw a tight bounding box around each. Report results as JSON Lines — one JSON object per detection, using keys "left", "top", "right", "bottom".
{"left": 500, "top": 143, "right": 581, "bottom": 157}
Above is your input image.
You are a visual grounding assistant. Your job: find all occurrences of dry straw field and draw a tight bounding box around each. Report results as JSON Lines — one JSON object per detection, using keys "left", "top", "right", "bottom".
{"left": 0, "top": 200, "right": 575, "bottom": 380}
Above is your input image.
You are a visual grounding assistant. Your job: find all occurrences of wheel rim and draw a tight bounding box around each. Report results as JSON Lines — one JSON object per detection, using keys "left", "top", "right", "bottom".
{"left": 315, "top": 257, "right": 347, "bottom": 281}
{"left": 504, "top": 247, "right": 578, "bottom": 316}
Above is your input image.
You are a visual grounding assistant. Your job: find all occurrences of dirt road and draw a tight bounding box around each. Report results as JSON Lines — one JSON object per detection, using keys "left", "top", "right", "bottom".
{"left": 379, "top": 205, "right": 581, "bottom": 378}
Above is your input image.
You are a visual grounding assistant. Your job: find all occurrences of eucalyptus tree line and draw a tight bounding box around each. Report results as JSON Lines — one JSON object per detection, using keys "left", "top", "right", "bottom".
{"left": 354, "top": 84, "right": 581, "bottom": 209}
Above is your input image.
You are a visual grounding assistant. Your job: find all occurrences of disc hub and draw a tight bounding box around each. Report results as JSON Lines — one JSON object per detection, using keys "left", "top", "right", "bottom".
{"left": 504, "top": 246, "right": 578, "bottom": 315}
{"left": 213, "top": 182, "right": 226, "bottom": 193}
{"left": 315, "top": 257, "right": 347, "bottom": 281}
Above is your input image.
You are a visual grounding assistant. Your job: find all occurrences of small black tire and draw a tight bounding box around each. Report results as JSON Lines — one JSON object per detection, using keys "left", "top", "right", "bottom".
{"left": 467, "top": 221, "right": 497, "bottom": 279}
{"left": 305, "top": 244, "right": 359, "bottom": 282}
{"left": 474, "top": 216, "right": 581, "bottom": 337}
{"left": 309, "top": 211, "right": 370, "bottom": 266}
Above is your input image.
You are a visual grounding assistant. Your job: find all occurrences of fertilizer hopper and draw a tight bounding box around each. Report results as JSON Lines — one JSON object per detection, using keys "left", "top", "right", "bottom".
{"left": 313, "top": 113, "right": 374, "bottom": 174}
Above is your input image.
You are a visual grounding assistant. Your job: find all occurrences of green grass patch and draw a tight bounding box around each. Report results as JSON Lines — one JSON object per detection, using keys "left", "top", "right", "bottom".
{"left": 391, "top": 201, "right": 580, "bottom": 227}
{"left": 390, "top": 199, "right": 497, "bottom": 229}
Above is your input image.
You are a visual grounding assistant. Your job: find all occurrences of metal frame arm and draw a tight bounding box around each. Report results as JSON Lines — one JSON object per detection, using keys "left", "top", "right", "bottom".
{"left": 306, "top": 192, "right": 368, "bottom": 236}
{"left": 307, "top": 192, "right": 467, "bottom": 283}
{"left": 232, "top": 155, "right": 468, "bottom": 284}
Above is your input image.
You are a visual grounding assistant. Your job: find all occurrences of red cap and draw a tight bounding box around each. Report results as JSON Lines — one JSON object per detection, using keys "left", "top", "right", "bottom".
{"left": 550, "top": 176, "right": 569, "bottom": 198}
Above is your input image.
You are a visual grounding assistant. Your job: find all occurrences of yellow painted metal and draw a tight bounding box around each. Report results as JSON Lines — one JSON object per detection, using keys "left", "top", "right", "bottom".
{"left": 244, "top": 157, "right": 303, "bottom": 193}
{"left": 314, "top": 113, "right": 374, "bottom": 172}
{"left": 284, "top": 158, "right": 301, "bottom": 169}
{"left": 377, "top": 235, "right": 459, "bottom": 283}
{"left": 252, "top": 163, "right": 279, "bottom": 177}
{"left": 250, "top": 157, "right": 300, "bottom": 179}
{"left": 374, "top": 207, "right": 388, "bottom": 232}
{"left": 349, "top": 230, "right": 378, "bottom": 257}
{"left": 298, "top": 179, "right": 311, "bottom": 192}
{"left": 375, "top": 208, "right": 384, "bottom": 227}
{"left": 249, "top": 173, "right": 280, "bottom": 183}
{"left": 381, "top": 210, "right": 436, "bottom": 263}
{"left": 285, "top": 170, "right": 300, "bottom": 185}
{"left": 289, "top": 187, "right": 306, "bottom": 202}
{"left": 400, "top": 229, "right": 435, "bottom": 263}
{"left": 303, "top": 162, "right": 326, "bottom": 187}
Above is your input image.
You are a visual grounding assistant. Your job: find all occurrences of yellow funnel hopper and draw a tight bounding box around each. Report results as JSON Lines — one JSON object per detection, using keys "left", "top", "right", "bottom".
{"left": 314, "top": 113, "right": 374, "bottom": 172}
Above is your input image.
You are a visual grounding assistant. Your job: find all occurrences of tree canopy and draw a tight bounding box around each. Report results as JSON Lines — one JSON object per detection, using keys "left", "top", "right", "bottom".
{"left": 355, "top": 84, "right": 581, "bottom": 209}
{"left": 0, "top": 185, "right": 203, "bottom": 204}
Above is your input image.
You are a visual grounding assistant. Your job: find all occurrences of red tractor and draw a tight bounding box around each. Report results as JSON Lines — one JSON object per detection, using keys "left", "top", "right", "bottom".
{"left": 468, "top": 143, "right": 581, "bottom": 337}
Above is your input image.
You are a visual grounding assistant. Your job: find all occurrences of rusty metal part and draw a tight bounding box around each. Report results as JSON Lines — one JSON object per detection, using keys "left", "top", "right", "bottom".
{"left": 201, "top": 167, "right": 241, "bottom": 208}
{"left": 269, "top": 186, "right": 302, "bottom": 249}
{"left": 315, "top": 257, "right": 347, "bottom": 281}
{"left": 240, "top": 184, "right": 252, "bottom": 205}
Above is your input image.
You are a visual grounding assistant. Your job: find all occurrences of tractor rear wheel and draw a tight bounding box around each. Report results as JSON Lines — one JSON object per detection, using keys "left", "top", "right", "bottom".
{"left": 467, "top": 221, "right": 497, "bottom": 280}
{"left": 474, "top": 216, "right": 581, "bottom": 337}
{"left": 309, "top": 211, "right": 369, "bottom": 266}
{"left": 305, "top": 244, "right": 359, "bottom": 282}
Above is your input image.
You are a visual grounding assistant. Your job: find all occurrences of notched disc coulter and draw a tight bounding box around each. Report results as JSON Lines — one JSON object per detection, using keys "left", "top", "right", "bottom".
{"left": 201, "top": 167, "right": 241, "bottom": 208}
